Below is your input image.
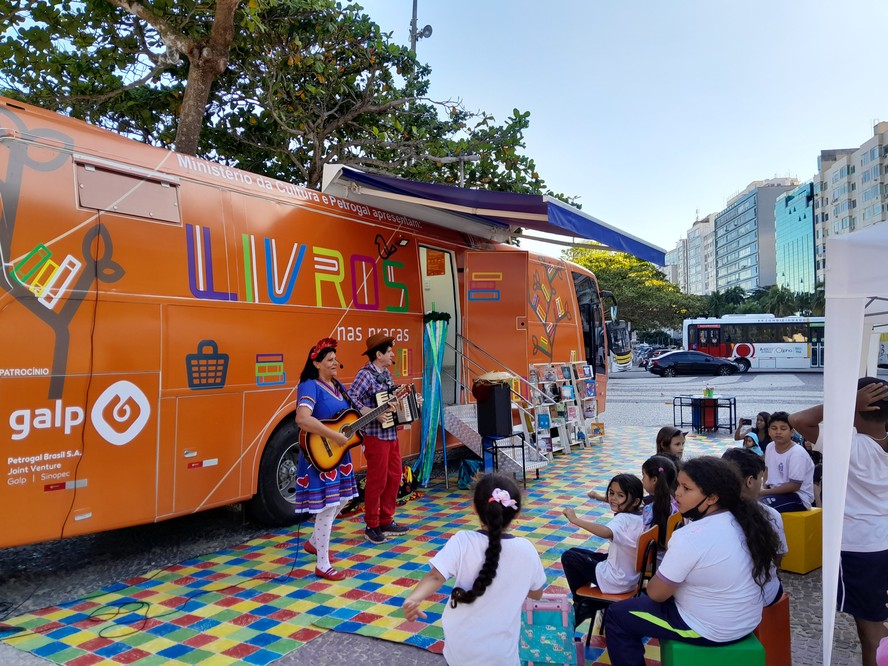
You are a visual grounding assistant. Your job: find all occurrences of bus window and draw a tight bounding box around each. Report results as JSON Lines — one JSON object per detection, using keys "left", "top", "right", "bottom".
{"left": 572, "top": 273, "right": 605, "bottom": 372}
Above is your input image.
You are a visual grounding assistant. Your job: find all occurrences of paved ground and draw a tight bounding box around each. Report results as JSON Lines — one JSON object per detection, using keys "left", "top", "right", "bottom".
{"left": 0, "top": 370, "right": 867, "bottom": 665}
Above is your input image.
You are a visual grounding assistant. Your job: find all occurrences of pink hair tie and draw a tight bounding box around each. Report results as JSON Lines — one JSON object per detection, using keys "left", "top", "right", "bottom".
{"left": 658, "top": 467, "right": 664, "bottom": 473}
{"left": 489, "top": 488, "right": 518, "bottom": 510}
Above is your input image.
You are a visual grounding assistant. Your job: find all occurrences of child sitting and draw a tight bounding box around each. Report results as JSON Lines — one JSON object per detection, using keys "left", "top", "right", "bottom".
{"left": 722, "top": 447, "right": 786, "bottom": 606}
{"left": 587, "top": 458, "right": 678, "bottom": 560}
{"left": 562, "top": 474, "right": 645, "bottom": 622}
{"left": 760, "top": 411, "right": 815, "bottom": 512}
{"left": 655, "top": 426, "right": 686, "bottom": 466}
{"left": 743, "top": 431, "right": 764, "bottom": 457}
{"left": 402, "top": 474, "right": 546, "bottom": 665}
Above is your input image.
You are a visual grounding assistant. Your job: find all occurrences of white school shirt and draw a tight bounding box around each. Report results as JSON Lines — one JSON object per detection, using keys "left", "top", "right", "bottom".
{"left": 658, "top": 511, "right": 764, "bottom": 642}
{"left": 429, "top": 530, "right": 547, "bottom": 666}
{"left": 760, "top": 503, "right": 788, "bottom": 604}
{"left": 842, "top": 431, "right": 888, "bottom": 552}
{"left": 764, "top": 442, "right": 815, "bottom": 508}
{"left": 594, "top": 511, "right": 644, "bottom": 594}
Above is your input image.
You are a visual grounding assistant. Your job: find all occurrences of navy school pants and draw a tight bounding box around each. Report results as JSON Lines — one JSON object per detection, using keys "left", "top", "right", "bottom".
{"left": 604, "top": 596, "right": 741, "bottom": 666}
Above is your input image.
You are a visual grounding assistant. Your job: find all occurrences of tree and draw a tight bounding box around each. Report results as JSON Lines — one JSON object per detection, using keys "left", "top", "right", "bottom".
{"left": 563, "top": 247, "right": 707, "bottom": 332}
{"left": 0, "top": 0, "right": 557, "bottom": 195}
{"left": 0, "top": 0, "right": 241, "bottom": 154}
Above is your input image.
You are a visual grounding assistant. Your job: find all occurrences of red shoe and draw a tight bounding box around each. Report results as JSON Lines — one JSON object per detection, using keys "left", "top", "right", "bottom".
{"left": 303, "top": 540, "right": 335, "bottom": 563}
{"left": 315, "top": 566, "right": 347, "bottom": 581}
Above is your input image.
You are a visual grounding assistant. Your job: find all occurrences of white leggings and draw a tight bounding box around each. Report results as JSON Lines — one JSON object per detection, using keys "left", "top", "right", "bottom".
{"left": 311, "top": 498, "right": 350, "bottom": 571}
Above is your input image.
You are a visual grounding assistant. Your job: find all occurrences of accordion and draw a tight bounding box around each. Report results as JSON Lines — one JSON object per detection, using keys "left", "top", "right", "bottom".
{"left": 375, "top": 384, "right": 420, "bottom": 429}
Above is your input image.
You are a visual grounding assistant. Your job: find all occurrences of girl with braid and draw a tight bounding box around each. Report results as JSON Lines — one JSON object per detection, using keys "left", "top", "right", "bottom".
{"left": 402, "top": 474, "right": 546, "bottom": 665}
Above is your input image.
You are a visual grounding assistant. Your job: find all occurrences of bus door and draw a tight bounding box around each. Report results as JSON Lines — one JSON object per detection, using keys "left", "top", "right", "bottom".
{"left": 695, "top": 326, "right": 725, "bottom": 357}
{"left": 810, "top": 322, "right": 825, "bottom": 368}
{"left": 419, "top": 246, "right": 459, "bottom": 404}
{"left": 464, "top": 251, "right": 528, "bottom": 398}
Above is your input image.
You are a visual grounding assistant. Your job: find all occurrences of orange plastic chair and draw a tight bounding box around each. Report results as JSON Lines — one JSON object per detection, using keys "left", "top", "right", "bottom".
{"left": 753, "top": 592, "right": 791, "bottom": 666}
{"left": 575, "top": 525, "right": 659, "bottom": 646}
{"left": 665, "top": 511, "right": 683, "bottom": 544}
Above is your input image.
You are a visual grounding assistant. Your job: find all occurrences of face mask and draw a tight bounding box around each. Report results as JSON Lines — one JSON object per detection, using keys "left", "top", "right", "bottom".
{"left": 681, "top": 496, "right": 710, "bottom": 521}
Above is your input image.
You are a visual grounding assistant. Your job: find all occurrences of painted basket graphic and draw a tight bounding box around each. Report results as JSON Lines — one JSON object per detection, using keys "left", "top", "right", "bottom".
{"left": 186, "top": 340, "right": 229, "bottom": 390}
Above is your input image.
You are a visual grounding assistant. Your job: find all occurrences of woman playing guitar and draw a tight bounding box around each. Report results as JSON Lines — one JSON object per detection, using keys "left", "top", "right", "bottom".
{"left": 293, "top": 337, "right": 359, "bottom": 581}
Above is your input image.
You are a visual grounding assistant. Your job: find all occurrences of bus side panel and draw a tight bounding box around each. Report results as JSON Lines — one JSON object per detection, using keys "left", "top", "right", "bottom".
{"left": 464, "top": 250, "right": 528, "bottom": 384}
{"left": 225, "top": 192, "right": 424, "bottom": 465}
{"left": 0, "top": 136, "right": 124, "bottom": 547}
{"left": 525, "top": 255, "right": 586, "bottom": 367}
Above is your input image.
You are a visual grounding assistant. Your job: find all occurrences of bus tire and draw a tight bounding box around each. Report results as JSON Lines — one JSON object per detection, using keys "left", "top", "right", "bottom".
{"left": 735, "top": 359, "right": 750, "bottom": 374}
{"left": 248, "top": 420, "right": 306, "bottom": 526}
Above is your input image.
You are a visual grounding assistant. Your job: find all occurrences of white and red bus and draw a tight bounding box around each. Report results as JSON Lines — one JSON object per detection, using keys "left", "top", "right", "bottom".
{"left": 683, "top": 315, "right": 825, "bottom": 373}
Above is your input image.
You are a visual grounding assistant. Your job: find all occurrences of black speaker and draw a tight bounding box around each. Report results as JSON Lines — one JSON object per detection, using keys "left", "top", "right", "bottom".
{"left": 477, "top": 383, "right": 512, "bottom": 437}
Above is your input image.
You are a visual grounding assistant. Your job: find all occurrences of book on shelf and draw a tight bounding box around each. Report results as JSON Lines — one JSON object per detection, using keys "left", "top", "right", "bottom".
{"left": 584, "top": 381, "right": 596, "bottom": 398}
{"left": 529, "top": 368, "right": 539, "bottom": 384}
{"left": 588, "top": 422, "right": 605, "bottom": 437}
{"left": 560, "top": 364, "right": 572, "bottom": 381}
{"left": 537, "top": 412, "right": 550, "bottom": 429}
{"left": 561, "top": 385, "right": 575, "bottom": 400}
{"left": 582, "top": 365, "right": 593, "bottom": 378}
{"left": 583, "top": 404, "right": 596, "bottom": 419}
{"left": 538, "top": 435, "right": 553, "bottom": 453}
{"left": 544, "top": 365, "right": 557, "bottom": 382}
{"left": 566, "top": 405, "right": 579, "bottom": 421}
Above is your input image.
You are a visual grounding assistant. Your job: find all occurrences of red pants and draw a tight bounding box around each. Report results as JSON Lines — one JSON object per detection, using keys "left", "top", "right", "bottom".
{"left": 362, "top": 435, "right": 402, "bottom": 528}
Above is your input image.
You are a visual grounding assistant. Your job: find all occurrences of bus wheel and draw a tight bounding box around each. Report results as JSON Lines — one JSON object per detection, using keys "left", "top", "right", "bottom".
{"left": 248, "top": 421, "right": 304, "bottom": 525}
{"left": 735, "top": 359, "right": 750, "bottom": 374}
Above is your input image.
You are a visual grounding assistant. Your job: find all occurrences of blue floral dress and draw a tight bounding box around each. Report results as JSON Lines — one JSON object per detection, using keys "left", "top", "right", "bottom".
{"left": 294, "top": 379, "right": 359, "bottom": 514}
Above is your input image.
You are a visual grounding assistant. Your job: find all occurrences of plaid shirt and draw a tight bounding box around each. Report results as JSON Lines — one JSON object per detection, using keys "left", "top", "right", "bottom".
{"left": 348, "top": 362, "right": 399, "bottom": 441}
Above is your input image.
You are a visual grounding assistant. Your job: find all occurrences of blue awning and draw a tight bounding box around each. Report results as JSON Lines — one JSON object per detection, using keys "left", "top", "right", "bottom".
{"left": 321, "top": 166, "right": 665, "bottom": 265}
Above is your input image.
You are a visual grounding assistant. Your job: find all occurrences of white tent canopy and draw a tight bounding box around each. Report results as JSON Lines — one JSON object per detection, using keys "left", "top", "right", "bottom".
{"left": 821, "top": 222, "right": 888, "bottom": 665}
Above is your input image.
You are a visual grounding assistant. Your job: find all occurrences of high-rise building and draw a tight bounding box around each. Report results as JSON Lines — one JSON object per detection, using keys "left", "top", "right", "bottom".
{"left": 686, "top": 214, "right": 716, "bottom": 295}
{"left": 664, "top": 239, "right": 688, "bottom": 292}
{"left": 775, "top": 181, "right": 816, "bottom": 293}
{"left": 714, "top": 178, "right": 798, "bottom": 292}
{"left": 813, "top": 122, "right": 888, "bottom": 279}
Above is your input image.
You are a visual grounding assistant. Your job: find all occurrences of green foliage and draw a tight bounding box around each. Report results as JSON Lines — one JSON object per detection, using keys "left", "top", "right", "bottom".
{"left": 705, "top": 283, "right": 824, "bottom": 318}
{"left": 563, "top": 247, "right": 705, "bottom": 332}
{"left": 1, "top": 0, "right": 559, "bottom": 195}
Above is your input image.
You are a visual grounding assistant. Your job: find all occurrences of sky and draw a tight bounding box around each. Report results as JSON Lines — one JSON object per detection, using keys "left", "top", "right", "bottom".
{"left": 353, "top": 0, "right": 888, "bottom": 258}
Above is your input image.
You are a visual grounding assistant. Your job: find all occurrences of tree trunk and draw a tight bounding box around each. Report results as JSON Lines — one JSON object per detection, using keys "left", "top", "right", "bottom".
{"left": 173, "top": 0, "right": 239, "bottom": 155}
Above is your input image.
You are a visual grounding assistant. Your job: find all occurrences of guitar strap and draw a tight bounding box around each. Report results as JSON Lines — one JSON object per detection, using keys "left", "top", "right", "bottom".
{"left": 331, "top": 377, "right": 361, "bottom": 412}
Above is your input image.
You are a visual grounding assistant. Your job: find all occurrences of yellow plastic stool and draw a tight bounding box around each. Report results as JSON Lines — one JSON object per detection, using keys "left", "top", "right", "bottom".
{"left": 780, "top": 508, "right": 822, "bottom": 574}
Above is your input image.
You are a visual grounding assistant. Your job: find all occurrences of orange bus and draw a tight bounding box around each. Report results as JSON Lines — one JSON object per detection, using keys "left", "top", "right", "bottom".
{"left": 0, "top": 97, "right": 614, "bottom": 548}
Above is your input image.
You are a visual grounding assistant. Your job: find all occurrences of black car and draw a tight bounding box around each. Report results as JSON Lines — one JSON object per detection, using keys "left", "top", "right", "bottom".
{"left": 647, "top": 350, "right": 738, "bottom": 377}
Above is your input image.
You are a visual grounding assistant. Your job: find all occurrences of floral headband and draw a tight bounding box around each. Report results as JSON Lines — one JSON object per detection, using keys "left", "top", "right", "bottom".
{"left": 309, "top": 337, "right": 338, "bottom": 360}
{"left": 488, "top": 488, "right": 518, "bottom": 510}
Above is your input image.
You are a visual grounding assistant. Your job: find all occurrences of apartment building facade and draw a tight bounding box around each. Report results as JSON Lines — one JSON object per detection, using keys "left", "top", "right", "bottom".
{"left": 813, "top": 122, "right": 888, "bottom": 280}
{"left": 714, "top": 178, "right": 798, "bottom": 292}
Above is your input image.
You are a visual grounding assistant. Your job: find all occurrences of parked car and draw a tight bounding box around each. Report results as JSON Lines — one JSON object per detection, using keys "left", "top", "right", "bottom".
{"left": 637, "top": 347, "right": 669, "bottom": 368}
{"left": 647, "top": 350, "right": 738, "bottom": 377}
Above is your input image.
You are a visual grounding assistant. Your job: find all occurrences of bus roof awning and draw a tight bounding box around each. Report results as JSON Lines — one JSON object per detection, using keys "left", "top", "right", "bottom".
{"left": 321, "top": 165, "right": 665, "bottom": 265}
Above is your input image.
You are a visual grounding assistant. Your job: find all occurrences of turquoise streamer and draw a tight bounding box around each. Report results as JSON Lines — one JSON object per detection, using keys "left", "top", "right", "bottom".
{"left": 414, "top": 319, "right": 448, "bottom": 486}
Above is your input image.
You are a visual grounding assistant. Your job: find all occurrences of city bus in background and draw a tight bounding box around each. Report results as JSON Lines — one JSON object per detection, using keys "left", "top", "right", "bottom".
{"left": 607, "top": 319, "right": 633, "bottom": 372}
{"left": 0, "top": 96, "right": 617, "bottom": 549}
{"left": 683, "top": 315, "right": 825, "bottom": 373}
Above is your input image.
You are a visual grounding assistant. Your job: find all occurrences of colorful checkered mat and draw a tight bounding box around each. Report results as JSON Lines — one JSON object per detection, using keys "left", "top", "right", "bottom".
{"left": 1, "top": 427, "right": 731, "bottom": 665}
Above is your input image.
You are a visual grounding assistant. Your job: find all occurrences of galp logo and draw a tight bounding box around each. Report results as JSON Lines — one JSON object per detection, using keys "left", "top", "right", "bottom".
{"left": 90, "top": 381, "right": 151, "bottom": 446}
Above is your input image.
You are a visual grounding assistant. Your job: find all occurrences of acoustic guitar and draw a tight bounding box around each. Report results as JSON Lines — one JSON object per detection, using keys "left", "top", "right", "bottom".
{"left": 299, "top": 385, "right": 410, "bottom": 472}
